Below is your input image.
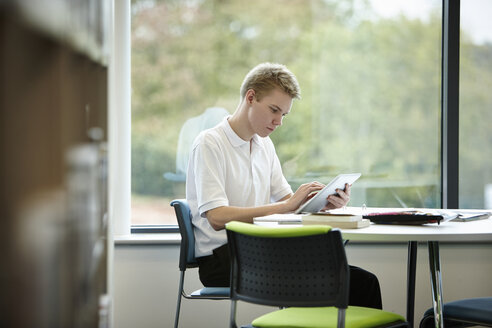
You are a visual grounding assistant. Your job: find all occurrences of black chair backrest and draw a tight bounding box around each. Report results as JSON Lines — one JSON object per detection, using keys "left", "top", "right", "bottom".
{"left": 227, "top": 228, "right": 350, "bottom": 309}
{"left": 171, "top": 199, "right": 197, "bottom": 270}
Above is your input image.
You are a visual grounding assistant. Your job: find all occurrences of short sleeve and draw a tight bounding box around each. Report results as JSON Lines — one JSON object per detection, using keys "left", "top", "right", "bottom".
{"left": 191, "top": 138, "right": 229, "bottom": 217}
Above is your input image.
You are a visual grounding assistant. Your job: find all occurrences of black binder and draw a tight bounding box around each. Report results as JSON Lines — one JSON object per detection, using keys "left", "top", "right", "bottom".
{"left": 364, "top": 211, "right": 444, "bottom": 225}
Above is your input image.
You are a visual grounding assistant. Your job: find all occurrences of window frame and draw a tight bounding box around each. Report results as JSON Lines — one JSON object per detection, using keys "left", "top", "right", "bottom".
{"left": 124, "top": 0, "right": 463, "bottom": 233}
{"left": 441, "top": 0, "right": 460, "bottom": 209}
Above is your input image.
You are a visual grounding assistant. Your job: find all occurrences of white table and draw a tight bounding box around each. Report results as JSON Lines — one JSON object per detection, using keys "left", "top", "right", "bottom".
{"left": 340, "top": 218, "right": 492, "bottom": 328}
{"left": 255, "top": 213, "right": 492, "bottom": 328}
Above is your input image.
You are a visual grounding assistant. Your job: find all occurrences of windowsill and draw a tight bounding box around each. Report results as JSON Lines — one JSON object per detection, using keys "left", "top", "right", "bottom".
{"left": 113, "top": 233, "right": 492, "bottom": 246}
{"left": 114, "top": 233, "right": 181, "bottom": 245}
{"left": 112, "top": 233, "right": 402, "bottom": 246}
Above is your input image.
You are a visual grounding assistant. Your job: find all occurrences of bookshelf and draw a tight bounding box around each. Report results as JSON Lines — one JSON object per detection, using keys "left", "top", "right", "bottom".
{"left": 1, "top": 1, "right": 110, "bottom": 327}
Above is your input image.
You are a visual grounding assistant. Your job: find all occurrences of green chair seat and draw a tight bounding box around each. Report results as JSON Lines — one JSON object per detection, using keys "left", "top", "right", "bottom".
{"left": 252, "top": 306, "right": 406, "bottom": 328}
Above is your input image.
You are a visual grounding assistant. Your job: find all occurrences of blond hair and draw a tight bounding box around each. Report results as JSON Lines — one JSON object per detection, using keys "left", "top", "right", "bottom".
{"left": 239, "top": 63, "right": 301, "bottom": 101}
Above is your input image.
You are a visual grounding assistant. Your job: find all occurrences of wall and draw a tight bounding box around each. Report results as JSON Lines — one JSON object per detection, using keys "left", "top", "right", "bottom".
{"left": 113, "top": 240, "right": 492, "bottom": 328}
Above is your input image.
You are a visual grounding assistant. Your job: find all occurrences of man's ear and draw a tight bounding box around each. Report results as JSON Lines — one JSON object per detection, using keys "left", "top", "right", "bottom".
{"left": 246, "top": 89, "right": 255, "bottom": 104}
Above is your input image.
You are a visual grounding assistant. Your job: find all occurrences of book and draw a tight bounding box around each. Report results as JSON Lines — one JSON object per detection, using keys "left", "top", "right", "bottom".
{"left": 301, "top": 214, "right": 369, "bottom": 229}
{"left": 301, "top": 213, "right": 363, "bottom": 222}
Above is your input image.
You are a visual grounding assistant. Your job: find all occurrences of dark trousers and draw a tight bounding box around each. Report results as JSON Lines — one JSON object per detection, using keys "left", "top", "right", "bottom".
{"left": 196, "top": 243, "right": 383, "bottom": 309}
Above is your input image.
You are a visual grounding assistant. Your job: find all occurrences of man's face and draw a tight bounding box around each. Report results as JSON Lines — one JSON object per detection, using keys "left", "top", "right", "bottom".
{"left": 248, "top": 88, "right": 293, "bottom": 138}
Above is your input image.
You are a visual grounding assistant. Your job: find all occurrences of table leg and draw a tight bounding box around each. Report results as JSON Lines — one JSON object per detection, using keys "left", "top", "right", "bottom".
{"left": 407, "top": 241, "right": 417, "bottom": 327}
{"left": 428, "top": 241, "right": 444, "bottom": 328}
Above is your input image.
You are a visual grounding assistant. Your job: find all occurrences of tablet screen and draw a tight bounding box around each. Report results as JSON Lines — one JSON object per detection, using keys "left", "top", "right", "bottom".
{"left": 294, "top": 173, "right": 361, "bottom": 214}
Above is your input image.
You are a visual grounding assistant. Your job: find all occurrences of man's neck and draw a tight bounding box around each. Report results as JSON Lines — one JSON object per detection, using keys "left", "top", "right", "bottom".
{"left": 228, "top": 101, "right": 255, "bottom": 141}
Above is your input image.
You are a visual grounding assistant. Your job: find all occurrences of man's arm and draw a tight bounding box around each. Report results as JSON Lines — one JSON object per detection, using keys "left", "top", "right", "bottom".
{"left": 206, "top": 181, "right": 324, "bottom": 230}
{"left": 206, "top": 202, "right": 288, "bottom": 230}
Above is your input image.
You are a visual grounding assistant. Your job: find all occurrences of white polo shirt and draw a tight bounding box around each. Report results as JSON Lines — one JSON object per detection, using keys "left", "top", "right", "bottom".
{"left": 186, "top": 117, "right": 292, "bottom": 257}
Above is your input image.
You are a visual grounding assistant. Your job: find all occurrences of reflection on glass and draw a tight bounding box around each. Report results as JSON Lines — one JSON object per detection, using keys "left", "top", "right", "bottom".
{"left": 459, "top": 0, "right": 492, "bottom": 209}
{"left": 131, "top": 0, "right": 442, "bottom": 225}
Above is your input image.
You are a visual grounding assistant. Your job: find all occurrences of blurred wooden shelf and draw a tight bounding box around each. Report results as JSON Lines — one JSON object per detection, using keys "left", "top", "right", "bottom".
{"left": 1, "top": 2, "right": 110, "bottom": 327}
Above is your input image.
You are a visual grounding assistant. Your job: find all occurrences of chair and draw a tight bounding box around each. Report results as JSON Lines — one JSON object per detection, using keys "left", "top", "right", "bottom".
{"left": 226, "top": 221, "right": 409, "bottom": 328}
{"left": 419, "top": 297, "right": 492, "bottom": 328}
{"left": 171, "top": 199, "right": 230, "bottom": 328}
{"left": 164, "top": 107, "right": 229, "bottom": 182}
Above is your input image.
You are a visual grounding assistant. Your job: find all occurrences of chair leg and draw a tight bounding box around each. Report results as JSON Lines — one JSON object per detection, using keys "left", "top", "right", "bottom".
{"left": 407, "top": 241, "right": 417, "bottom": 327}
{"left": 229, "top": 300, "right": 238, "bottom": 328}
{"left": 174, "top": 271, "right": 185, "bottom": 328}
{"left": 337, "top": 308, "right": 346, "bottom": 328}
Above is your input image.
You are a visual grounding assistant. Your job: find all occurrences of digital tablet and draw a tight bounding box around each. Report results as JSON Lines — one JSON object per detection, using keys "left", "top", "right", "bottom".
{"left": 294, "top": 173, "right": 361, "bottom": 214}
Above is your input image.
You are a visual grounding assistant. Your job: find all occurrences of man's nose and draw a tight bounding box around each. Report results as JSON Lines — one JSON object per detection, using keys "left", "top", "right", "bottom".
{"left": 273, "top": 115, "right": 283, "bottom": 126}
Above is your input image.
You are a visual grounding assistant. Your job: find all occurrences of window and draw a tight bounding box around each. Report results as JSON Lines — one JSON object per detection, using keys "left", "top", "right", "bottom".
{"left": 459, "top": 0, "right": 492, "bottom": 209}
{"left": 130, "top": 0, "right": 446, "bottom": 226}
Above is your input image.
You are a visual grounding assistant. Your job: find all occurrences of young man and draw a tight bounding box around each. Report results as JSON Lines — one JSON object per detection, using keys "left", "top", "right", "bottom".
{"left": 186, "top": 63, "right": 382, "bottom": 309}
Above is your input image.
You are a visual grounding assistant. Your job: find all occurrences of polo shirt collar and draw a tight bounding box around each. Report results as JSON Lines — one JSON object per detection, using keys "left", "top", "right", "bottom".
{"left": 221, "top": 116, "right": 261, "bottom": 147}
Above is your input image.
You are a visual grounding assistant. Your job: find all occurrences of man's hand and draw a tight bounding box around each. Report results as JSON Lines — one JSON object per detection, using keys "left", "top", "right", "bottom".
{"left": 283, "top": 181, "right": 325, "bottom": 212}
{"left": 322, "top": 183, "right": 351, "bottom": 210}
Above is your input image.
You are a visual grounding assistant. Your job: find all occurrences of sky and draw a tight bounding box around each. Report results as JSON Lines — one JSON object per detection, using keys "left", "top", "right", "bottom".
{"left": 369, "top": 0, "right": 492, "bottom": 45}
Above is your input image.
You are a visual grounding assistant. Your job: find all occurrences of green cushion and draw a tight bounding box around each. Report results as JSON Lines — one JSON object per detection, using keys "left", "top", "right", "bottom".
{"left": 251, "top": 306, "right": 406, "bottom": 328}
{"left": 226, "top": 221, "right": 331, "bottom": 238}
